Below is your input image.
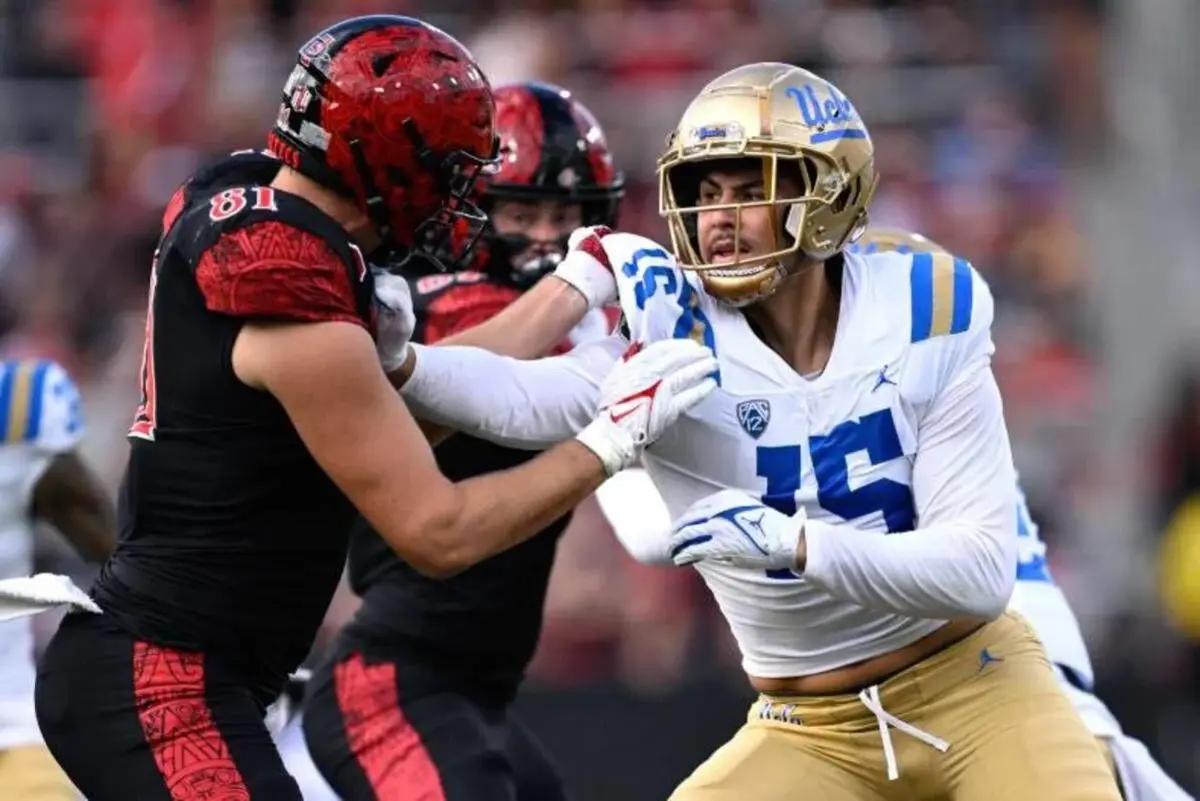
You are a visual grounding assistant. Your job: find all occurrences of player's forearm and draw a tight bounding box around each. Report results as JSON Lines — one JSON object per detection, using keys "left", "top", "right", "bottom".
{"left": 32, "top": 453, "right": 116, "bottom": 563}
{"left": 400, "top": 337, "right": 617, "bottom": 449}
{"left": 443, "top": 275, "right": 588, "bottom": 356}
{"left": 802, "top": 515, "right": 1016, "bottom": 619}
{"left": 801, "top": 362, "right": 1018, "bottom": 619}
{"left": 385, "top": 275, "right": 589, "bottom": 391}
{"left": 400, "top": 440, "right": 606, "bottom": 578}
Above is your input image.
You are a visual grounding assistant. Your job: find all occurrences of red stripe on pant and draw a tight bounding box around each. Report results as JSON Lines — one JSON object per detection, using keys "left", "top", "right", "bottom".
{"left": 334, "top": 652, "right": 446, "bottom": 800}
{"left": 132, "top": 641, "right": 251, "bottom": 801}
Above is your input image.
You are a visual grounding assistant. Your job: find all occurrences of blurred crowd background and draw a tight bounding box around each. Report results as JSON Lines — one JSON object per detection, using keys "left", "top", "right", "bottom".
{"left": 3, "top": 0, "right": 1199, "bottom": 798}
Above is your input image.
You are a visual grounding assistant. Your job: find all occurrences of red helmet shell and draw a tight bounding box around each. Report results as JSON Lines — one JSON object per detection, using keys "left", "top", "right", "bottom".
{"left": 487, "top": 82, "right": 622, "bottom": 212}
{"left": 269, "top": 16, "right": 496, "bottom": 252}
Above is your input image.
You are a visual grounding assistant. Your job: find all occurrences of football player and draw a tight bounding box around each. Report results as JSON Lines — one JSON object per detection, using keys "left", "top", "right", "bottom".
{"left": 391, "top": 63, "right": 1124, "bottom": 800}
{"left": 32, "top": 18, "right": 714, "bottom": 801}
{"left": 301, "top": 81, "right": 624, "bottom": 801}
{"left": 0, "top": 358, "right": 113, "bottom": 800}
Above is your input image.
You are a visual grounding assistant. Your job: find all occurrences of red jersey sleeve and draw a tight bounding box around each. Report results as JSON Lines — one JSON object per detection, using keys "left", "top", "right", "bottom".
{"left": 194, "top": 221, "right": 362, "bottom": 326}
{"left": 421, "top": 280, "right": 521, "bottom": 344}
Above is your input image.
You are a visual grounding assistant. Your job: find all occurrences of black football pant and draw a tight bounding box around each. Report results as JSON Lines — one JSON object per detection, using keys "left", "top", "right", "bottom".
{"left": 35, "top": 612, "right": 302, "bottom": 801}
{"left": 303, "top": 634, "right": 567, "bottom": 801}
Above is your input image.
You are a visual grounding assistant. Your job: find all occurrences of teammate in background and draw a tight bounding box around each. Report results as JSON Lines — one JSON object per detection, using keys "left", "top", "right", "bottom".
{"left": 0, "top": 358, "right": 114, "bottom": 800}
{"left": 302, "top": 81, "right": 624, "bottom": 801}
{"left": 32, "top": 18, "right": 713, "bottom": 801}
{"left": 392, "top": 63, "right": 1123, "bottom": 799}
{"left": 847, "top": 227, "right": 1193, "bottom": 801}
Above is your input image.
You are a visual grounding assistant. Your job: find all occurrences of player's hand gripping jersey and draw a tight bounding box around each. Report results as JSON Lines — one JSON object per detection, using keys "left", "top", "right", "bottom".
{"left": 402, "top": 232, "right": 1017, "bottom": 677}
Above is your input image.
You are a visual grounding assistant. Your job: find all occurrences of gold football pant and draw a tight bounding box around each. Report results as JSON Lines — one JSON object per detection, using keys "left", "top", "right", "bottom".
{"left": 670, "top": 613, "right": 1120, "bottom": 801}
{"left": 0, "top": 745, "right": 79, "bottom": 801}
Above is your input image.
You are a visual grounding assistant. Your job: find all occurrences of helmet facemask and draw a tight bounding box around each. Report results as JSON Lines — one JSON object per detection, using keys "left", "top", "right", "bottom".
{"left": 386, "top": 122, "right": 497, "bottom": 271}
{"left": 481, "top": 192, "right": 618, "bottom": 288}
{"left": 660, "top": 153, "right": 851, "bottom": 306}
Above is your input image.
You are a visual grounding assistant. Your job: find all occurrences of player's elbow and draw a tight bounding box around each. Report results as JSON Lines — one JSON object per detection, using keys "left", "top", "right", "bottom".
{"left": 383, "top": 495, "right": 477, "bottom": 580}
{"left": 962, "top": 526, "right": 1017, "bottom": 619}
{"left": 384, "top": 531, "right": 472, "bottom": 580}
{"left": 968, "top": 568, "right": 1014, "bottom": 620}
{"left": 403, "top": 521, "right": 476, "bottom": 579}
{"left": 403, "top": 548, "right": 471, "bottom": 580}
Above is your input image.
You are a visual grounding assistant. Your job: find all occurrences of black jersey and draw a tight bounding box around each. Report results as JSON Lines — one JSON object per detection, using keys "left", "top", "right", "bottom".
{"left": 346, "top": 270, "right": 571, "bottom": 685}
{"left": 92, "top": 151, "right": 376, "bottom": 690}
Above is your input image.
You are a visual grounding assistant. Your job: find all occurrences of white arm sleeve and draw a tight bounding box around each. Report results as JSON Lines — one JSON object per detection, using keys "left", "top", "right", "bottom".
{"left": 803, "top": 361, "right": 1018, "bottom": 620}
{"left": 594, "top": 468, "right": 673, "bottom": 565}
{"left": 401, "top": 335, "right": 623, "bottom": 450}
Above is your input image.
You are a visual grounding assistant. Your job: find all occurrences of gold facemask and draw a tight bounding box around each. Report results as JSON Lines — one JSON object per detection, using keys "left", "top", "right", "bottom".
{"left": 658, "top": 62, "right": 878, "bottom": 306}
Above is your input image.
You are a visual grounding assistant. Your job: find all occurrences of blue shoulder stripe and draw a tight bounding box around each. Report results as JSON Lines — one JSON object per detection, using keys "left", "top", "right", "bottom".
{"left": 24, "top": 360, "right": 51, "bottom": 441}
{"left": 910, "top": 253, "right": 934, "bottom": 342}
{"left": 911, "top": 253, "right": 974, "bottom": 341}
{"left": 950, "top": 257, "right": 973, "bottom": 334}
{"left": 0, "top": 363, "right": 13, "bottom": 440}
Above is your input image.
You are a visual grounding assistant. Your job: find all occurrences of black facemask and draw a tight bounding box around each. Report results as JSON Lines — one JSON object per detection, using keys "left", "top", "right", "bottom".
{"left": 487, "top": 231, "right": 571, "bottom": 288}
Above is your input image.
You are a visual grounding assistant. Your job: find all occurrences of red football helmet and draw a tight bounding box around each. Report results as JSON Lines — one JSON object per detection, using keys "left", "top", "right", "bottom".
{"left": 460, "top": 82, "right": 624, "bottom": 286}
{"left": 267, "top": 16, "right": 498, "bottom": 266}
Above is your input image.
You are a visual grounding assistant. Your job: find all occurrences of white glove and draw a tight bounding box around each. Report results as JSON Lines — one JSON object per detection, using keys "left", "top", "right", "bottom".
{"left": 373, "top": 269, "right": 416, "bottom": 373}
{"left": 669, "top": 490, "right": 805, "bottom": 571}
{"left": 575, "top": 339, "right": 718, "bottom": 476}
{"left": 552, "top": 225, "right": 618, "bottom": 310}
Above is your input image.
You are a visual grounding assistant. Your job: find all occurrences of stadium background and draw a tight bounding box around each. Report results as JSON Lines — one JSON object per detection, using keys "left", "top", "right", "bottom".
{"left": 2, "top": 0, "right": 1198, "bottom": 798}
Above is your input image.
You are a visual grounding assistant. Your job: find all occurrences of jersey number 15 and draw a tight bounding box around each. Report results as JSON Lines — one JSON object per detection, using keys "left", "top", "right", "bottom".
{"left": 756, "top": 408, "right": 915, "bottom": 579}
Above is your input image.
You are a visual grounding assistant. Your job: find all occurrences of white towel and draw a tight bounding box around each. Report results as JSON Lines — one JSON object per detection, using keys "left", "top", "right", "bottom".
{"left": 0, "top": 573, "right": 101, "bottom": 622}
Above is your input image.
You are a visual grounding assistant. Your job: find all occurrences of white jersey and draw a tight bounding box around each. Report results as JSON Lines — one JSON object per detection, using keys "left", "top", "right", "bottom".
{"left": 0, "top": 359, "right": 84, "bottom": 749}
{"left": 622, "top": 246, "right": 1013, "bottom": 676}
{"left": 404, "top": 239, "right": 1017, "bottom": 678}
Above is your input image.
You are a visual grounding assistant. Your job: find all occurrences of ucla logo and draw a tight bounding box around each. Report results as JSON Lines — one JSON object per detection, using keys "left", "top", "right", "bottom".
{"left": 785, "top": 84, "right": 867, "bottom": 144}
{"left": 737, "top": 399, "right": 771, "bottom": 439}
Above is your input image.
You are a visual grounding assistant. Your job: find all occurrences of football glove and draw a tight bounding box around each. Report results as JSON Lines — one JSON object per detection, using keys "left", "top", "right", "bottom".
{"left": 552, "top": 225, "right": 617, "bottom": 310}
{"left": 576, "top": 339, "right": 718, "bottom": 476}
{"left": 373, "top": 268, "right": 416, "bottom": 374}
{"left": 669, "top": 489, "right": 805, "bottom": 571}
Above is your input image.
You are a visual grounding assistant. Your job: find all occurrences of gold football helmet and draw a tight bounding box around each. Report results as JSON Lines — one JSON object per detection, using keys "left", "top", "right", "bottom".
{"left": 658, "top": 62, "right": 878, "bottom": 306}
{"left": 853, "top": 226, "right": 948, "bottom": 255}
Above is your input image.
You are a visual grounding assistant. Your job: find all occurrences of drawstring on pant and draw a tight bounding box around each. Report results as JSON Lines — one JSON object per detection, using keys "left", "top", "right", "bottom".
{"left": 857, "top": 684, "right": 950, "bottom": 780}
